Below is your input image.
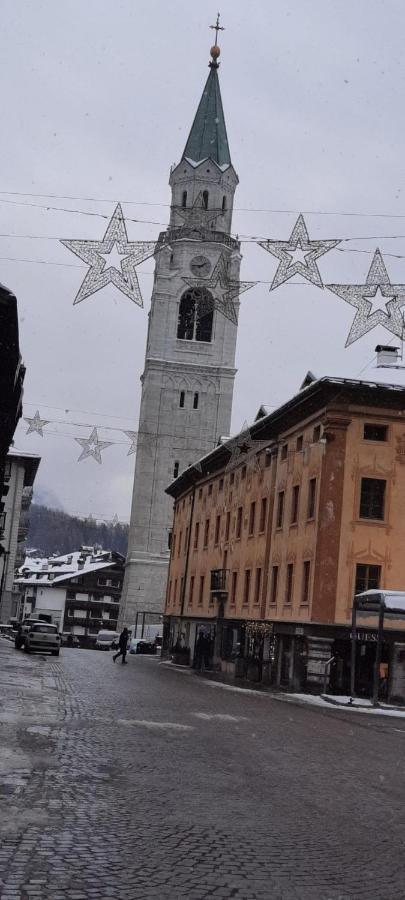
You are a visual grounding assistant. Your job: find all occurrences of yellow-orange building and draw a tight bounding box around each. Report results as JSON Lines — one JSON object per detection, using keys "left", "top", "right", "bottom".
{"left": 163, "top": 377, "right": 405, "bottom": 698}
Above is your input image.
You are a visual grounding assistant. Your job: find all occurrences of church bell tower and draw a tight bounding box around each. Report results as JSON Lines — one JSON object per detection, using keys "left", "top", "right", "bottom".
{"left": 120, "top": 34, "right": 241, "bottom": 627}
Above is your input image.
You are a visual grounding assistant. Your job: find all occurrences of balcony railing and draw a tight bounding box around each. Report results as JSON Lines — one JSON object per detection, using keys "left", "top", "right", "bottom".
{"left": 157, "top": 227, "right": 239, "bottom": 252}
{"left": 210, "top": 569, "right": 228, "bottom": 593}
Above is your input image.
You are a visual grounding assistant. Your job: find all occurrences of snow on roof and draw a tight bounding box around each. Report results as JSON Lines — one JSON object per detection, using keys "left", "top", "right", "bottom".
{"left": 355, "top": 590, "right": 405, "bottom": 614}
{"left": 14, "top": 549, "right": 120, "bottom": 587}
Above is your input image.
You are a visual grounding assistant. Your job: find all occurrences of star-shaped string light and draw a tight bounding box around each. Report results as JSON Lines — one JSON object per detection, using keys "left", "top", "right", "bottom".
{"left": 61, "top": 204, "right": 157, "bottom": 306}
{"left": 224, "top": 422, "right": 266, "bottom": 474}
{"left": 173, "top": 192, "right": 223, "bottom": 236}
{"left": 24, "top": 410, "right": 50, "bottom": 437}
{"left": 258, "top": 214, "right": 340, "bottom": 290}
{"left": 75, "top": 427, "right": 113, "bottom": 464}
{"left": 123, "top": 430, "right": 138, "bottom": 456}
{"left": 183, "top": 253, "right": 256, "bottom": 325}
{"left": 327, "top": 249, "right": 405, "bottom": 346}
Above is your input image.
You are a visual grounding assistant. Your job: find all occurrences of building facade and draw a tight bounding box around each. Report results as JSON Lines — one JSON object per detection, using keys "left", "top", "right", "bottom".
{"left": 0, "top": 449, "right": 40, "bottom": 622}
{"left": 120, "top": 44, "right": 242, "bottom": 627}
{"left": 14, "top": 548, "right": 124, "bottom": 643}
{"left": 163, "top": 377, "right": 405, "bottom": 700}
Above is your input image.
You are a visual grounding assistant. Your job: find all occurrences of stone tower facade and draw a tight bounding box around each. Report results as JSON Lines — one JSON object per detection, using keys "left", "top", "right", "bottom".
{"left": 120, "top": 46, "right": 241, "bottom": 627}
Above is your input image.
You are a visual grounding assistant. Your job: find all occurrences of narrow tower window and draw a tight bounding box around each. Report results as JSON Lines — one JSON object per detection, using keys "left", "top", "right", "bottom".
{"left": 193, "top": 392, "right": 199, "bottom": 409}
{"left": 222, "top": 195, "right": 227, "bottom": 212}
{"left": 173, "top": 461, "right": 179, "bottom": 478}
{"left": 181, "top": 190, "right": 187, "bottom": 208}
{"left": 179, "top": 391, "right": 185, "bottom": 408}
{"left": 202, "top": 190, "right": 209, "bottom": 209}
{"left": 177, "top": 289, "right": 214, "bottom": 342}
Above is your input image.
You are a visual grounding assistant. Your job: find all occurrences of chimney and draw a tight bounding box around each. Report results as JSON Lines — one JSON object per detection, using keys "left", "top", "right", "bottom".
{"left": 375, "top": 345, "right": 400, "bottom": 367}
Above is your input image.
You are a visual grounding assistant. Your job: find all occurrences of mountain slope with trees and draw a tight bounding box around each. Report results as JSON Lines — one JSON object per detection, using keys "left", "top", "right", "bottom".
{"left": 27, "top": 505, "right": 129, "bottom": 557}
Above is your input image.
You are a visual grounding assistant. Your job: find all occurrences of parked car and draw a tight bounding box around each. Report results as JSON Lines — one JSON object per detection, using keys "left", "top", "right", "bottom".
{"left": 61, "top": 633, "right": 80, "bottom": 647}
{"left": 24, "top": 622, "right": 61, "bottom": 656}
{"left": 129, "top": 637, "right": 157, "bottom": 655}
{"left": 95, "top": 630, "right": 119, "bottom": 650}
{"left": 0, "top": 624, "right": 14, "bottom": 640}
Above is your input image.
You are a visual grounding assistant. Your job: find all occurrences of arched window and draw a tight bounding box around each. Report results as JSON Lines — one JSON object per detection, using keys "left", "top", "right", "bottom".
{"left": 181, "top": 190, "right": 187, "bottom": 208}
{"left": 177, "top": 288, "right": 214, "bottom": 342}
{"left": 202, "top": 190, "right": 209, "bottom": 210}
{"left": 222, "top": 195, "right": 227, "bottom": 212}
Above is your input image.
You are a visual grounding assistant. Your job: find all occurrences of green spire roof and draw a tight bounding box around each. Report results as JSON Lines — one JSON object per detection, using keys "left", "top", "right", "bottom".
{"left": 183, "top": 63, "right": 231, "bottom": 167}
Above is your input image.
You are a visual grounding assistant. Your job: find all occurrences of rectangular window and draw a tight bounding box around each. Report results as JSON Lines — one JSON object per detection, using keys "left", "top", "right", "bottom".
{"left": 301, "top": 561, "right": 311, "bottom": 605}
{"left": 167, "top": 580, "right": 172, "bottom": 606}
{"left": 243, "top": 569, "right": 251, "bottom": 605}
{"left": 359, "top": 478, "right": 386, "bottom": 520}
{"left": 285, "top": 564, "right": 294, "bottom": 604}
{"left": 198, "top": 487, "right": 203, "bottom": 499}
{"left": 194, "top": 522, "right": 199, "bottom": 549}
{"left": 179, "top": 390, "right": 185, "bottom": 408}
{"left": 225, "top": 510, "right": 231, "bottom": 541}
{"left": 204, "top": 518, "right": 210, "bottom": 547}
{"left": 214, "top": 515, "right": 221, "bottom": 545}
{"left": 265, "top": 450, "right": 271, "bottom": 468}
{"left": 270, "top": 566, "right": 278, "bottom": 605}
{"left": 208, "top": 484, "right": 213, "bottom": 496}
{"left": 230, "top": 472, "right": 235, "bottom": 485}
{"left": 219, "top": 478, "right": 224, "bottom": 491}
{"left": 188, "top": 575, "right": 195, "bottom": 606}
{"left": 276, "top": 491, "right": 285, "bottom": 528}
{"left": 296, "top": 435, "right": 303, "bottom": 451}
{"left": 180, "top": 577, "right": 184, "bottom": 604}
{"left": 230, "top": 571, "right": 237, "bottom": 605}
{"left": 174, "top": 579, "right": 178, "bottom": 605}
{"left": 184, "top": 527, "right": 189, "bottom": 553}
{"left": 173, "top": 460, "right": 179, "bottom": 478}
{"left": 178, "top": 531, "right": 182, "bottom": 557}
{"left": 193, "top": 392, "right": 199, "bottom": 409}
{"left": 313, "top": 424, "right": 321, "bottom": 442}
{"left": 254, "top": 567, "right": 262, "bottom": 605}
{"left": 168, "top": 530, "right": 172, "bottom": 551}
{"left": 171, "top": 533, "right": 176, "bottom": 556}
{"left": 3, "top": 460, "right": 11, "bottom": 481}
{"left": 355, "top": 563, "right": 381, "bottom": 594}
{"left": 364, "top": 423, "right": 387, "bottom": 442}
{"left": 198, "top": 575, "right": 204, "bottom": 606}
{"left": 241, "top": 465, "right": 247, "bottom": 481}
{"left": 236, "top": 506, "right": 243, "bottom": 538}
{"left": 291, "top": 485, "right": 300, "bottom": 524}
{"left": 307, "top": 478, "right": 316, "bottom": 519}
{"left": 259, "top": 497, "right": 267, "bottom": 532}
{"left": 0, "top": 512, "right": 6, "bottom": 532}
{"left": 249, "top": 501, "right": 256, "bottom": 535}
{"left": 281, "top": 444, "right": 288, "bottom": 460}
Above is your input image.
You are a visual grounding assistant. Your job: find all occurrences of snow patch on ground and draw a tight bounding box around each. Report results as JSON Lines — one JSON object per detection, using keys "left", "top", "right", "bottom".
{"left": 193, "top": 713, "right": 248, "bottom": 722}
{"left": 117, "top": 719, "right": 193, "bottom": 731}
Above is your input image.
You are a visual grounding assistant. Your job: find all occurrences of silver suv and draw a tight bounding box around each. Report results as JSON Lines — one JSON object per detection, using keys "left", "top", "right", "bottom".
{"left": 24, "top": 622, "right": 61, "bottom": 656}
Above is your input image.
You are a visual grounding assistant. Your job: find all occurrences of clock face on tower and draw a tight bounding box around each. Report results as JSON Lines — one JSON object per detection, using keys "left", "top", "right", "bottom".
{"left": 190, "top": 255, "right": 211, "bottom": 277}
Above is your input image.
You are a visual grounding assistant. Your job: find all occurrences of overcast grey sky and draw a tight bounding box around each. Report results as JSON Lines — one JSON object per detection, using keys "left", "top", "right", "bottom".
{"left": 2, "top": 0, "right": 405, "bottom": 521}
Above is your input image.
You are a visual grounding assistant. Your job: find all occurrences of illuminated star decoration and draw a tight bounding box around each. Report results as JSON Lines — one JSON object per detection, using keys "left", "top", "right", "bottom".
{"left": 183, "top": 253, "right": 256, "bottom": 325}
{"left": 174, "top": 191, "right": 223, "bottom": 236}
{"left": 24, "top": 410, "right": 50, "bottom": 437}
{"left": 327, "top": 249, "right": 405, "bottom": 346}
{"left": 61, "top": 204, "right": 157, "bottom": 307}
{"left": 123, "top": 430, "right": 138, "bottom": 456}
{"left": 75, "top": 427, "right": 113, "bottom": 464}
{"left": 258, "top": 214, "right": 340, "bottom": 290}
{"left": 224, "top": 422, "right": 266, "bottom": 474}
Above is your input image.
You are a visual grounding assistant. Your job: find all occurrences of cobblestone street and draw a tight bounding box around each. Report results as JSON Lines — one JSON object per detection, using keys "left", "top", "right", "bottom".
{"left": 1, "top": 640, "right": 405, "bottom": 899}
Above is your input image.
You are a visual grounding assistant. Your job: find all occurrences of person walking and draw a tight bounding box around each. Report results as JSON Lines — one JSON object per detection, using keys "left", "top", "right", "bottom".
{"left": 113, "top": 627, "right": 129, "bottom": 664}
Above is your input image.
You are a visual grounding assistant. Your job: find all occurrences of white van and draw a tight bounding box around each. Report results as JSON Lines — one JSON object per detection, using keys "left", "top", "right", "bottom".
{"left": 95, "top": 630, "right": 119, "bottom": 651}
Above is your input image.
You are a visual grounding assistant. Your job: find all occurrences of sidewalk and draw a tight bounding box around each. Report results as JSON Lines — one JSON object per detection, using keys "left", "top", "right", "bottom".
{"left": 161, "top": 657, "right": 405, "bottom": 717}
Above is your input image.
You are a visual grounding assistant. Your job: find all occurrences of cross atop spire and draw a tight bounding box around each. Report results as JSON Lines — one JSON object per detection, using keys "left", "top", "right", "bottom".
{"left": 210, "top": 13, "right": 224, "bottom": 47}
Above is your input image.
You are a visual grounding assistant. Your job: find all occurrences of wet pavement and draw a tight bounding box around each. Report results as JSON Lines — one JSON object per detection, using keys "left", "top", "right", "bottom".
{"left": 1, "top": 638, "right": 405, "bottom": 899}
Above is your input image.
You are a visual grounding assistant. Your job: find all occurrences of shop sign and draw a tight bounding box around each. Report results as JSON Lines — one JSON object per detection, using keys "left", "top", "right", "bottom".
{"left": 351, "top": 630, "right": 378, "bottom": 642}
{"left": 295, "top": 626, "right": 304, "bottom": 636}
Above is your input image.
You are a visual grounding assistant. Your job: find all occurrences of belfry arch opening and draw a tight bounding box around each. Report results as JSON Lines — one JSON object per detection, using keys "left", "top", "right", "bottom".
{"left": 177, "top": 288, "right": 214, "bottom": 342}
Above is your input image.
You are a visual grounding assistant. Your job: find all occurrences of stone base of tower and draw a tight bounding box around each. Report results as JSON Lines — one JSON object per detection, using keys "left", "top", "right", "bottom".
{"left": 118, "top": 551, "right": 170, "bottom": 629}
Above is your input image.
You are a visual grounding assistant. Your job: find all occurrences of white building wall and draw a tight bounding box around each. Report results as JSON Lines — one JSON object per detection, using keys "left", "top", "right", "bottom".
{"left": 0, "top": 460, "right": 25, "bottom": 622}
